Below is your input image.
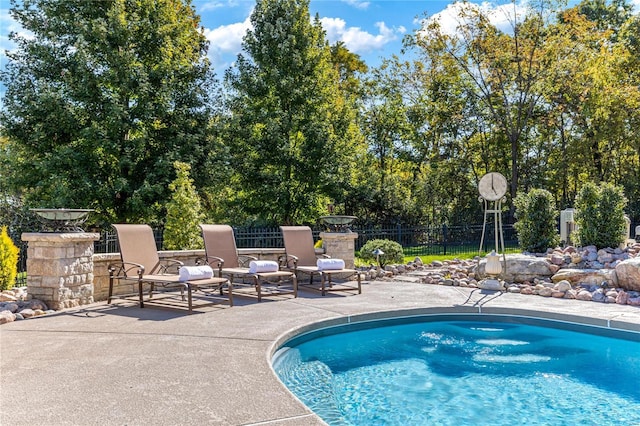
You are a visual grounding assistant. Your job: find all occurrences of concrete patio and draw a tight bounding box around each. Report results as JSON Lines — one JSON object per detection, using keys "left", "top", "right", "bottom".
{"left": 2, "top": 279, "right": 640, "bottom": 425}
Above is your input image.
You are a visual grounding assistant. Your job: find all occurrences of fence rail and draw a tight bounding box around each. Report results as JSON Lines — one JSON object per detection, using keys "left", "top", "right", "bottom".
{"left": 14, "top": 224, "right": 518, "bottom": 287}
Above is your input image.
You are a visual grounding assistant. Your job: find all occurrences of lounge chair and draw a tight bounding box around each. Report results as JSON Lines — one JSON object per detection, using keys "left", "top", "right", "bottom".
{"left": 107, "top": 224, "right": 232, "bottom": 312}
{"left": 200, "top": 224, "right": 297, "bottom": 301}
{"left": 279, "top": 225, "right": 361, "bottom": 296}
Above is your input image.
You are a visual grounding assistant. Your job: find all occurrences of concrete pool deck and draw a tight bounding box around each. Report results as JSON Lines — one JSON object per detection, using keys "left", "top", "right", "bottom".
{"left": 2, "top": 279, "right": 640, "bottom": 425}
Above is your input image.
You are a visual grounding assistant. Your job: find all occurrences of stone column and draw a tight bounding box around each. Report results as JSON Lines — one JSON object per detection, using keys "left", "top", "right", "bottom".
{"left": 21, "top": 232, "right": 100, "bottom": 310}
{"left": 320, "top": 232, "right": 358, "bottom": 269}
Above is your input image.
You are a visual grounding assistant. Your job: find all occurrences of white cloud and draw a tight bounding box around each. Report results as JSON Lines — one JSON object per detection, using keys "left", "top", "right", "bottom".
{"left": 320, "top": 17, "right": 403, "bottom": 54}
{"left": 204, "top": 16, "right": 252, "bottom": 70}
{"left": 425, "top": 1, "right": 529, "bottom": 37}
{"left": 341, "top": 0, "right": 371, "bottom": 10}
{"left": 0, "top": 8, "right": 34, "bottom": 69}
{"left": 199, "top": 1, "right": 227, "bottom": 12}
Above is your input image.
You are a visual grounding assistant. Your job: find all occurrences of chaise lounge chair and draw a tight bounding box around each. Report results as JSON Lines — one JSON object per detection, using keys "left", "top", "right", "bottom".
{"left": 200, "top": 224, "right": 297, "bottom": 301}
{"left": 279, "top": 225, "right": 361, "bottom": 296}
{"left": 107, "top": 224, "right": 232, "bottom": 312}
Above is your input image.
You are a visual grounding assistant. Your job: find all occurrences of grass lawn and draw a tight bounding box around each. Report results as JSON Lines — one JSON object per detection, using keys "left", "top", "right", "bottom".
{"left": 356, "top": 246, "right": 521, "bottom": 267}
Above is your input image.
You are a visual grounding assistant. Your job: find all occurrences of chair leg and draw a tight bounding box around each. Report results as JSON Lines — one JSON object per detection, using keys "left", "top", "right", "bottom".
{"left": 320, "top": 274, "right": 326, "bottom": 296}
{"left": 357, "top": 272, "right": 362, "bottom": 294}
{"left": 138, "top": 280, "right": 145, "bottom": 308}
{"left": 108, "top": 275, "right": 114, "bottom": 304}
{"left": 227, "top": 281, "right": 233, "bottom": 307}
{"left": 254, "top": 276, "right": 262, "bottom": 302}
{"left": 292, "top": 275, "right": 298, "bottom": 298}
{"left": 187, "top": 284, "right": 193, "bottom": 313}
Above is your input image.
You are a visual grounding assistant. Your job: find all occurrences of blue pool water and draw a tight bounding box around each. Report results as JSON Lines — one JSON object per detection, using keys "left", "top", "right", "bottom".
{"left": 272, "top": 316, "right": 640, "bottom": 425}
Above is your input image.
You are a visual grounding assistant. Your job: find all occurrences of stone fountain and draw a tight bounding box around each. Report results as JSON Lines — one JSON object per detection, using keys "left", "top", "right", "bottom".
{"left": 318, "top": 215, "right": 358, "bottom": 269}
{"left": 22, "top": 209, "right": 99, "bottom": 310}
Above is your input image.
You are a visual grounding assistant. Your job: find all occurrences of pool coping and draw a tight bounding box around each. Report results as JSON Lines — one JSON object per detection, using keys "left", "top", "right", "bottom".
{"left": 271, "top": 306, "right": 640, "bottom": 358}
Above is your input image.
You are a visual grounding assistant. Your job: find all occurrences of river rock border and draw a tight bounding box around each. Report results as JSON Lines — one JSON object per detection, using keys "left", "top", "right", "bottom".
{"left": 0, "top": 287, "right": 53, "bottom": 324}
{"left": 368, "top": 243, "right": 640, "bottom": 307}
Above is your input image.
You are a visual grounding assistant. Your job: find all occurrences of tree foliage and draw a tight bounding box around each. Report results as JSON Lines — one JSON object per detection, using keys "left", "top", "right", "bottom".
{"left": 0, "top": 0, "right": 215, "bottom": 224}
{"left": 223, "top": 0, "right": 363, "bottom": 225}
{"left": 3, "top": 0, "right": 640, "bottom": 233}
{"left": 163, "top": 162, "right": 204, "bottom": 250}
{"left": 514, "top": 188, "right": 559, "bottom": 252}
{"left": 574, "top": 182, "right": 627, "bottom": 248}
{"left": 0, "top": 226, "right": 19, "bottom": 290}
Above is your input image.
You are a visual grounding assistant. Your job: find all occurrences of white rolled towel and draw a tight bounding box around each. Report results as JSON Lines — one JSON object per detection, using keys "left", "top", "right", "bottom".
{"left": 179, "top": 265, "right": 214, "bottom": 281}
{"left": 317, "top": 258, "right": 345, "bottom": 271}
{"left": 249, "top": 260, "right": 279, "bottom": 273}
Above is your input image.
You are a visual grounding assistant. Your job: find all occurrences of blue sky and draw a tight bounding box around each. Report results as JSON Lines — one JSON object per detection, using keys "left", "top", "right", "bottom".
{"left": 0, "top": 0, "right": 548, "bottom": 82}
{"left": 195, "top": 0, "right": 516, "bottom": 73}
{"left": 196, "top": 0, "right": 447, "bottom": 73}
{"left": 1, "top": 0, "right": 639, "bottom": 88}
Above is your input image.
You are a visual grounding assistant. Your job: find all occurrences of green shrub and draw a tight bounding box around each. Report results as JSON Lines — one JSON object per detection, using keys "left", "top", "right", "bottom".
{"left": 574, "top": 182, "right": 627, "bottom": 249}
{"left": 163, "top": 162, "right": 205, "bottom": 250}
{"left": 359, "top": 239, "right": 404, "bottom": 267}
{"left": 513, "top": 188, "right": 560, "bottom": 253}
{"left": 0, "top": 226, "right": 19, "bottom": 290}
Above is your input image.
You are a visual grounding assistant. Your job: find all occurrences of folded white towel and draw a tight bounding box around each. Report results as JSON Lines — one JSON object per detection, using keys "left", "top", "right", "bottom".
{"left": 179, "top": 265, "right": 214, "bottom": 281}
{"left": 249, "top": 260, "right": 279, "bottom": 273}
{"left": 317, "top": 258, "right": 345, "bottom": 271}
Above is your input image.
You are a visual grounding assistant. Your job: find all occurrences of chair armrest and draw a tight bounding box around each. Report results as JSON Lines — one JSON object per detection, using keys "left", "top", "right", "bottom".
{"left": 201, "top": 255, "right": 225, "bottom": 275}
{"left": 237, "top": 254, "right": 257, "bottom": 267}
{"left": 155, "top": 259, "right": 184, "bottom": 274}
{"left": 108, "top": 261, "right": 145, "bottom": 278}
{"left": 279, "top": 254, "right": 298, "bottom": 268}
{"left": 316, "top": 254, "right": 331, "bottom": 259}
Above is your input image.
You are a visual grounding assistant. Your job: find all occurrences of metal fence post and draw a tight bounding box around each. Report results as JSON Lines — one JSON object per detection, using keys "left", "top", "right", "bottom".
{"left": 442, "top": 224, "right": 448, "bottom": 255}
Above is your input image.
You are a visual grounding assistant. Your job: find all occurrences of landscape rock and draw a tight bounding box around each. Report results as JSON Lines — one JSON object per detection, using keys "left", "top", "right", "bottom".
{"left": 576, "top": 290, "right": 593, "bottom": 301}
{"left": 0, "top": 311, "right": 16, "bottom": 324}
{"left": 555, "top": 280, "right": 572, "bottom": 292}
{"left": 477, "top": 254, "right": 554, "bottom": 283}
{"left": 615, "top": 257, "right": 640, "bottom": 292}
{"left": 551, "top": 268, "right": 617, "bottom": 287}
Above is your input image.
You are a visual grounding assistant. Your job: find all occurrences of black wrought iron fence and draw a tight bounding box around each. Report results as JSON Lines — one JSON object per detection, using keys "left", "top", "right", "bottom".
{"left": 353, "top": 224, "right": 518, "bottom": 256}
{"left": 90, "top": 224, "right": 518, "bottom": 255}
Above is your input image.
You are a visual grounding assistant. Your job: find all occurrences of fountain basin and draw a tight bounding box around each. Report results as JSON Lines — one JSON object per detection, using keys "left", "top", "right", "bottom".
{"left": 30, "top": 208, "right": 94, "bottom": 232}
{"left": 319, "top": 215, "right": 357, "bottom": 232}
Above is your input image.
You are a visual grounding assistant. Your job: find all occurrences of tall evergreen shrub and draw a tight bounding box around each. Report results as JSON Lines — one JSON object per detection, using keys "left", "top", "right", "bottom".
{"left": 574, "top": 182, "right": 627, "bottom": 249}
{"left": 0, "top": 226, "right": 19, "bottom": 290}
{"left": 513, "top": 188, "right": 559, "bottom": 252}
{"left": 163, "top": 162, "right": 204, "bottom": 250}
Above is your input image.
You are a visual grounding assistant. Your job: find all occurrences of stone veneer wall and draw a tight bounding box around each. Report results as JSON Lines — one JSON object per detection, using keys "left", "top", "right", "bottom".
{"left": 22, "top": 232, "right": 100, "bottom": 310}
{"left": 92, "top": 248, "right": 286, "bottom": 302}
{"left": 320, "top": 232, "right": 358, "bottom": 269}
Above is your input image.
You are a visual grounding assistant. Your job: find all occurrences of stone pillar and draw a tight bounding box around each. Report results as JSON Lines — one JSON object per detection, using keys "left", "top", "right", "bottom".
{"left": 320, "top": 232, "right": 358, "bottom": 269}
{"left": 21, "top": 232, "right": 100, "bottom": 310}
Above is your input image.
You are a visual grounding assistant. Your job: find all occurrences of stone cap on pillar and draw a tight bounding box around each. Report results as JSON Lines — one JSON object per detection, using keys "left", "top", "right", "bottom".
{"left": 22, "top": 232, "right": 100, "bottom": 243}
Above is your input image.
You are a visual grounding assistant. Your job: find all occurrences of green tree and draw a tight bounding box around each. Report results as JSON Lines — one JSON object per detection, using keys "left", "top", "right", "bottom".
{"left": 224, "top": 0, "right": 362, "bottom": 225}
{"left": 1, "top": 0, "right": 215, "bottom": 224}
{"left": 513, "top": 188, "right": 559, "bottom": 252}
{"left": 412, "top": 0, "right": 558, "bottom": 207}
{"left": 163, "top": 162, "right": 204, "bottom": 250}
{"left": 574, "top": 182, "right": 627, "bottom": 248}
{"left": 0, "top": 226, "right": 19, "bottom": 290}
{"left": 330, "top": 41, "right": 368, "bottom": 97}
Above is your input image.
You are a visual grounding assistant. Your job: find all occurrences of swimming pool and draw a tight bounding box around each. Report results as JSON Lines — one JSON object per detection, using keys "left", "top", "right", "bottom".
{"left": 272, "top": 314, "right": 640, "bottom": 425}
